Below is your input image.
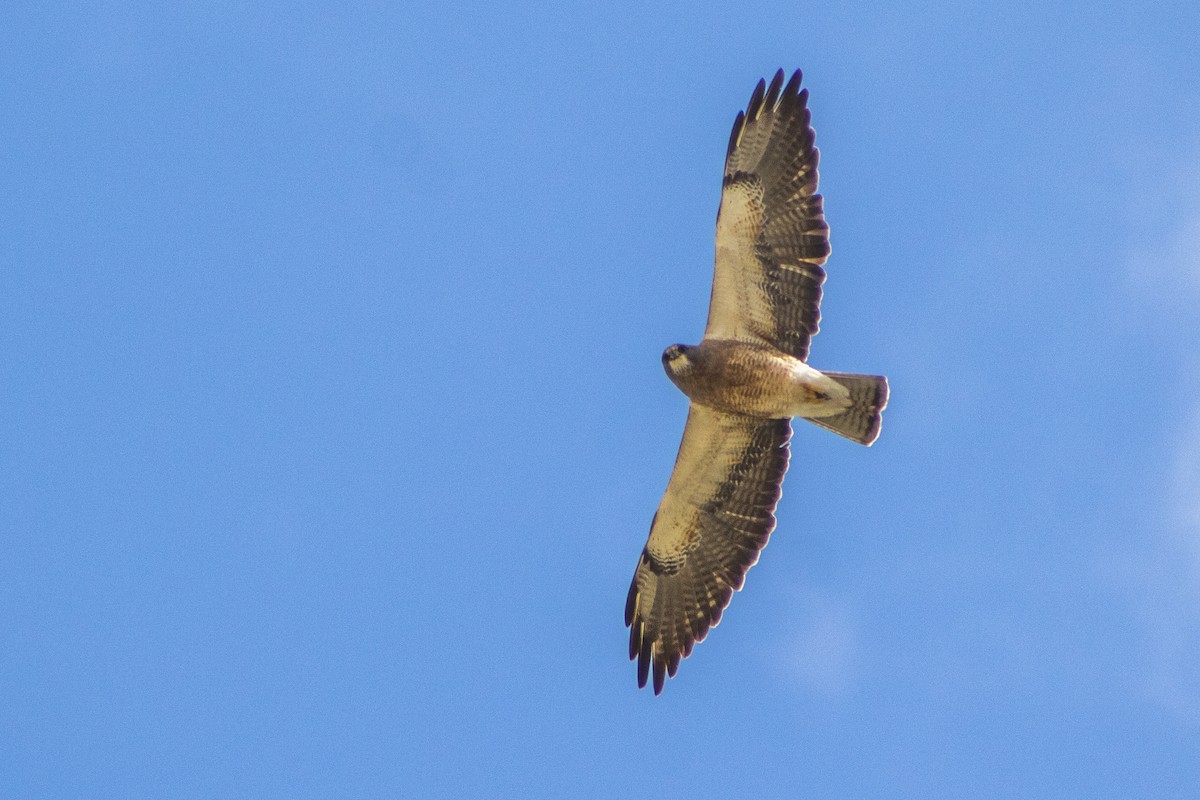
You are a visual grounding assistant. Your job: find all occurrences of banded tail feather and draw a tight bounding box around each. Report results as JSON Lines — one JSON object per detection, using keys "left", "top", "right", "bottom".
{"left": 805, "top": 372, "right": 889, "bottom": 445}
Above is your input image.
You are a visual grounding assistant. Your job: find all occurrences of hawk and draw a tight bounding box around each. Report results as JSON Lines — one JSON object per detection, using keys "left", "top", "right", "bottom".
{"left": 625, "top": 70, "right": 889, "bottom": 694}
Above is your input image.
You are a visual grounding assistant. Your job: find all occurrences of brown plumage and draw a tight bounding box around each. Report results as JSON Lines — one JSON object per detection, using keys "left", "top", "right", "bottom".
{"left": 625, "top": 70, "right": 889, "bottom": 694}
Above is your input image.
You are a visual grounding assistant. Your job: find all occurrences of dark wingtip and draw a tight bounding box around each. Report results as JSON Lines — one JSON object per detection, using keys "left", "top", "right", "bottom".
{"left": 726, "top": 110, "right": 746, "bottom": 158}
{"left": 746, "top": 77, "right": 767, "bottom": 120}
{"left": 637, "top": 641, "right": 650, "bottom": 688}
{"left": 782, "top": 69, "right": 803, "bottom": 104}
{"left": 764, "top": 69, "right": 785, "bottom": 108}
{"left": 653, "top": 658, "right": 666, "bottom": 695}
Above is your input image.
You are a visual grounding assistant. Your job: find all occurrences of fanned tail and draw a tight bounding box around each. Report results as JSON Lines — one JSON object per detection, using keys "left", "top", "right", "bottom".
{"left": 804, "top": 372, "right": 888, "bottom": 445}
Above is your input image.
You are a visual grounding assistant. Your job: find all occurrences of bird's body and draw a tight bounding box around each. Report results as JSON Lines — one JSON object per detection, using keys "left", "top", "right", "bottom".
{"left": 625, "top": 69, "right": 889, "bottom": 694}
{"left": 663, "top": 339, "right": 850, "bottom": 420}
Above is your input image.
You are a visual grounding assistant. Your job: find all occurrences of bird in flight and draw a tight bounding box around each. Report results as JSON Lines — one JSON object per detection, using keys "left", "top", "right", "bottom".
{"left": 625, "top": 69, "right": 889, "bottom": 694}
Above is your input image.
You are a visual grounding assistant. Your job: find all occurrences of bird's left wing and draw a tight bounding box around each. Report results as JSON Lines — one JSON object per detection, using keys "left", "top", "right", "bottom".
{"left": 626, "top": 404, "right": 791, "bottom": 694}
{"left": 705, "top": 69, "right": 830, "bottom": 360}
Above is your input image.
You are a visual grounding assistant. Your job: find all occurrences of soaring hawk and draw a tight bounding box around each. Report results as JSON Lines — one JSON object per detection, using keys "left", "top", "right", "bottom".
{"left": 625, "top": 70, "right": 889, "bottom": 694}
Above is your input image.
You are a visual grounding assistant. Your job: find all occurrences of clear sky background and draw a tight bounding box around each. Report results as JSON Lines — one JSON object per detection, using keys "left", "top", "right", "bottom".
{"left": 4, "top": 2, "right": 1200, "bottom": 797}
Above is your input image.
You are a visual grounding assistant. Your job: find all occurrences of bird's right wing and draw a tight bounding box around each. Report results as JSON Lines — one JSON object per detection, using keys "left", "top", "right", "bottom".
{"left": 625, "top": 404, "right": 791, "bottom": 694}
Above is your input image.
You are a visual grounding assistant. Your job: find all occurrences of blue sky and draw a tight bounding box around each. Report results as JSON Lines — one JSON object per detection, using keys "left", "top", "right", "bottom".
{"left": 4, "top": 1, "right": 1200, "bottom": 797}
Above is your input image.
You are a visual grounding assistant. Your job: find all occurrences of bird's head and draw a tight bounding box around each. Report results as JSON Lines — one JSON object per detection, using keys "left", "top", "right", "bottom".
{"left": 661, "top": 343, "right": 695, "bottom": 378}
